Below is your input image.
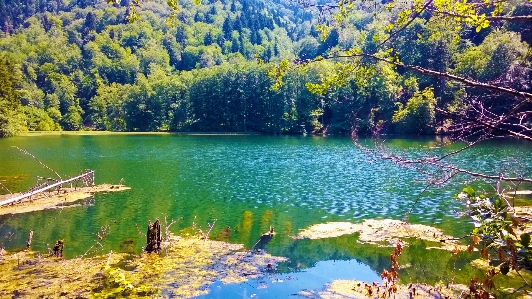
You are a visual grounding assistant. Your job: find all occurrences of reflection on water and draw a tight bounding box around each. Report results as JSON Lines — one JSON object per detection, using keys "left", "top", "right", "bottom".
{"left": 0, "top": 135, "right": 529, "bottom": 294}
{"left": 197, "top": 237, "right": 482, "bottom": 298}
{"left": 197, "top": 259, "right": 380, "bottom": 299}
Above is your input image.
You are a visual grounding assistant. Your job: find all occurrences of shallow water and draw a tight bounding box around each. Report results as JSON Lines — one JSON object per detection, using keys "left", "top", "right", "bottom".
{"left": 0, "top": 134, "right": 530, "bottom": 295}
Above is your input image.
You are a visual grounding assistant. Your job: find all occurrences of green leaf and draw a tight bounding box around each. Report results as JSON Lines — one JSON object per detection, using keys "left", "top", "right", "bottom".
{"left": 462, "top": 187, "right": 475, "bottom": 198}
{"left": 315, "top": 24, "right": 331, "bottom": 42}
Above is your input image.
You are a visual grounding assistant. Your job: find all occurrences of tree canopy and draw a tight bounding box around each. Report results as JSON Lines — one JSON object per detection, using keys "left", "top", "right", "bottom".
{"left": 0, "top": 0, "right": 530, "bottom": 139}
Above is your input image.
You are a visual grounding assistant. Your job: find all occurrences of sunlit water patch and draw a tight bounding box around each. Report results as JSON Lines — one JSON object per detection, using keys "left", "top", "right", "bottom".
{"left": 174, "top": 136, "right": 464, "bottom": 225}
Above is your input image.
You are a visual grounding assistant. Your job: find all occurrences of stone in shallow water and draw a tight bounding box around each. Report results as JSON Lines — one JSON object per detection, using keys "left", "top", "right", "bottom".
{"left": 299, "top": 279, "right": 467, "bottom": 299}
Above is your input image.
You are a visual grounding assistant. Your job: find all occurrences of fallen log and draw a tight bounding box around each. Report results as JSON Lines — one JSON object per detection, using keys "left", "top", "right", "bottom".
{"left": 0, "top": 184, "right": 130, "bottom": 216}
{"left": 0, "top": 170, "right": 94, "bottom": 207}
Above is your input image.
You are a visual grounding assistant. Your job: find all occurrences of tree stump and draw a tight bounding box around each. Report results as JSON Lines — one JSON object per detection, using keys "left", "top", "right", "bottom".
{"left": 26, "top": 230, "right": 33, "bottom": 249}
{"left": 52, "top": 239, "right": 64, "bottom": 257}
{"left": 146, "top": 219, "right": 161, "bottom": 253}
{"left": 253, "top": 226, "right": 275, "bottom": 250}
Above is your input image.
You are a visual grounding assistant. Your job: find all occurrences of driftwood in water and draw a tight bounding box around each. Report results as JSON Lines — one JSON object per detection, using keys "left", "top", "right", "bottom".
{"left": 0, "top": 170, "right": 95, "bottom": 207}
{"left": 52, "top": 240, "right": 64, "bottom": 257}
{"left": 252, "top": 226, "right": 275, "bottom": 250}
{"left": 146, "top": 219, "right": 161, "bottom": 253}
{"left": 0, "top": 184, "right": 130, "bottom": 216}
{"left": 26, "top": 230, "right": 33, "bottom": 249}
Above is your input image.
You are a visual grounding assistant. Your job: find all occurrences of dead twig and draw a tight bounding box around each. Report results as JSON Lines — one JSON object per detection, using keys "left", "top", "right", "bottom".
{"left": 13, "top": 146, "right": 62, "bottom": 181}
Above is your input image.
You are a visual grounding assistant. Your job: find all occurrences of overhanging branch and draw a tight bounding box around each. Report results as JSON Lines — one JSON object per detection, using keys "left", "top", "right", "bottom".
{"left": 356, "top": 141, "right": 532, "bottom": 184}
{"left": 428, "top": 9, "right": 532, "bottom": 21}
{"left": 351, "top": 53, "right": 532, "bottom": 100}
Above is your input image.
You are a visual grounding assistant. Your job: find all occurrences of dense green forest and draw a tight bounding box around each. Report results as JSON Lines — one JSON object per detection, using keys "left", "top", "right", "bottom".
{"left": 0, "top": 0, "right": 530, "bottom": 136}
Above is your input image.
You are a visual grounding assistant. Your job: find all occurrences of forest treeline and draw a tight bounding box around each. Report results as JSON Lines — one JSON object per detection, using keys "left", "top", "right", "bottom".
{"left": 0, "top": 0, "right": 531, "bottom": 136}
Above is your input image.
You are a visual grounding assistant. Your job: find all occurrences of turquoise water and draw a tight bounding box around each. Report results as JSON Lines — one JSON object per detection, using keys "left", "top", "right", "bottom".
{"left": 0, "top": 134, "right": 530, "bottom": 296}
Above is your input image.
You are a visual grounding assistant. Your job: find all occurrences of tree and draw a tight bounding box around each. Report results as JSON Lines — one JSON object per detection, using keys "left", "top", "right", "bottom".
{"left": 175, "top": 24, "right": 188, "bottom": 47}
{"left": 89, "top": 82, "right": 130, "bottom": 131}
{"left": 392, "top": 87, "right": 436, "bottom": 135}
{"left": 204, "top": 31, "right": 213, "bottom": 45}
{"left": 271, "top": 0, "right": 531, "bottom": 140}
{"left": 61, "top": 102, "right": 84, "bottom": 130}
{"left": 0, "top": 55, "right": 25, "bottom": 137}
{"left": 231, "top": 35, "right": 240, "bottom": 53}
{"left": 222, "top": 17, "right": 232, "bottom": 39}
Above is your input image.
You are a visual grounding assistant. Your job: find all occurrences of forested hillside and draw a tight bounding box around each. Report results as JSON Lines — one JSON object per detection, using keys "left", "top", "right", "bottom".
{"left": 0, "top": 0, "right": 530, "bottom": 136}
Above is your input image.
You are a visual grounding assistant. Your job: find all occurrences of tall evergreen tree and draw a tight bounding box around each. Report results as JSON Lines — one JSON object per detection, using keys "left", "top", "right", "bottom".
{"left": 222, "top": 17, "right": 232, "bottom": 39}
{"left": 233, "top": 18, "right": 242, "bottom": 32}
{"left": 204, "top": 31, "right": 213, "bottom": 46}
{"left": 175, "top": 24, "right": 187, "bottom": 47}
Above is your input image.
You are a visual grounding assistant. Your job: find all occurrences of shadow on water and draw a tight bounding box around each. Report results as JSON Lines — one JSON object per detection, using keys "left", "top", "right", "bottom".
{"left": 196, "top": 235, "right": 482, "bottom": 298}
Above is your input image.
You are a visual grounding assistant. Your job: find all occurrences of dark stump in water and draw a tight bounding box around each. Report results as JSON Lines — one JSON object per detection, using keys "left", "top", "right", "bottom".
{"left": 146, "top": 219, "right": 161, "bottom": 253}
{"left": 52, "top": 239, "right": 64, "bottom": 257}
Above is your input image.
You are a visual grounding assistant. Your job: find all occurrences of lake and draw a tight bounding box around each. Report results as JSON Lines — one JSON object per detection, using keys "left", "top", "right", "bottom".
{"left": 0, "top": 134, "right": 530, "bottom": 297}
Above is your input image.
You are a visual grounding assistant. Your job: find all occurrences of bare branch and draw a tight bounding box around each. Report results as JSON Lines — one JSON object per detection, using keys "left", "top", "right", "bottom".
{"left": 354, "top": 139, "right": 532, "bottom": 184}
{"left": 0, "top": 183, "right": 13, "bottom": 198}
{"left": 437, "top": 108, "right": 532, "bottom": 142}
{"left": 13, "top": 146, "right": 62, "bottom": 181}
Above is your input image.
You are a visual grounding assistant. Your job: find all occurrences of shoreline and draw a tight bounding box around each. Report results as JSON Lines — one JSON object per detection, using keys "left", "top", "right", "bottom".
{"left": 12, "top": 131, "right": 462, "bottom": 140}
{"left": 17, "top": 131, "right": 265, "bottom": 136}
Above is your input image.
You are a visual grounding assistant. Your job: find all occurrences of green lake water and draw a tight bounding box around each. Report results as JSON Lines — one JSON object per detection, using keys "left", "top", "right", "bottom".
{"left": 0, "top": 134, "right": 531, "bottom": 297}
